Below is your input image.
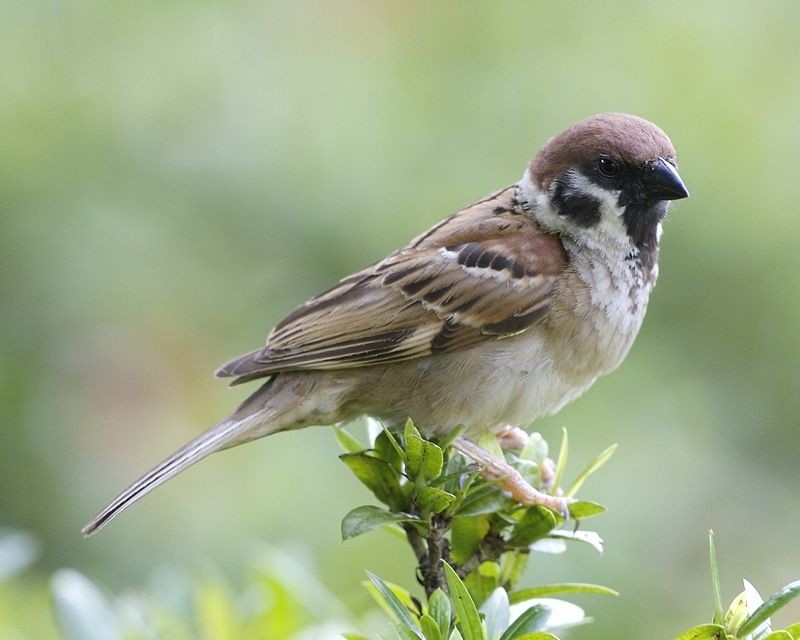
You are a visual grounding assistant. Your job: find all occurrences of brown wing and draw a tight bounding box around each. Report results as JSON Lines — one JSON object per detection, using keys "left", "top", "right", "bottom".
{"left": 215, "top": 185, "right": 567, "bottom": 384}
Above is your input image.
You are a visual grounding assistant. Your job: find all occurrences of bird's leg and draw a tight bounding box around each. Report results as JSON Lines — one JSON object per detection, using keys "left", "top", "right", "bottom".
{"left": 452, "top": 436, "right": 570, "bottom": 517}
{"left": 493, "top": 426, "right": 557, "bottom": 491}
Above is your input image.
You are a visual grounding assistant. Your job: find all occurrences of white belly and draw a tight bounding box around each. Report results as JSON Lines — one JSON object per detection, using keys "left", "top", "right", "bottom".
{"left": 355, "top": 326, "right": 626, "bottom": 437}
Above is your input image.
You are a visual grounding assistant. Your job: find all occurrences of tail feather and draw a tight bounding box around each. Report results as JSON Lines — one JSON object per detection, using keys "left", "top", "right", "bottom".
{"left": 82, "top": 412, "right": 264, "bottom": 537}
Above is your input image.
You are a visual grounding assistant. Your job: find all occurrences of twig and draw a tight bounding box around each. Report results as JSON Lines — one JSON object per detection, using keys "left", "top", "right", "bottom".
{"left": 455, "top": 533, "right": 508, "bottom": 579}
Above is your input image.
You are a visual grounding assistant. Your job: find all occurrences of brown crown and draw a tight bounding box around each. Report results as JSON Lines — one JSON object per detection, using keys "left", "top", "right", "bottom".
{"left": 530, "top": 113, "right": 677, "bottom": 189}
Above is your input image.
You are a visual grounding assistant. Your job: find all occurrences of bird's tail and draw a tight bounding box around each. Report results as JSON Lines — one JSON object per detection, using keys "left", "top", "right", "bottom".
{"left": 82, "top": 389, "right": 278, "bottom": 537}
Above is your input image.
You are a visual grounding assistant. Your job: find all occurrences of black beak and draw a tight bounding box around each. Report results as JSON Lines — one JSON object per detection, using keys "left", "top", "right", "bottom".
{"left": 642, "top": 158, "right": 689, "bottom": 201}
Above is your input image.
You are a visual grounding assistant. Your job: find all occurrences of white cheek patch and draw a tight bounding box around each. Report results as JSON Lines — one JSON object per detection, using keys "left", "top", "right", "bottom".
{"left": 517, "top": 170, "right": 564, "bottom": 232}
{"left": 563, "top": 172, "right": 630, "bottom": 248}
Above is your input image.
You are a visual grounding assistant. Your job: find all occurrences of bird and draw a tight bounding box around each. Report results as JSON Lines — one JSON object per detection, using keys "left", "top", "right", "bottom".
{"left": 83, "top": 112, "right": 688, "bottom": 536}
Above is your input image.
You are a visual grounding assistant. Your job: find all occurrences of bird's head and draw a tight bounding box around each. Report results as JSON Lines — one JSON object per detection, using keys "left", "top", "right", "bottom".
{"left": 522, "top": 113, "right": 688, "bottom": 262}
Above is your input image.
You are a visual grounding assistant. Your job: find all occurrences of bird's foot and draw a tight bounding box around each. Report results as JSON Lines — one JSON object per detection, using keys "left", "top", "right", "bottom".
{"left": 452, "top": 436, "right": 571, "bottom": 519}
{"left": 539, "top": 457, "right": 556, "bottom": 490}
{"left": 495, "top": 425, "right": 529, "bottom": 452}
{"left": 492, "top": 427, "right": 558, "bottom": 492}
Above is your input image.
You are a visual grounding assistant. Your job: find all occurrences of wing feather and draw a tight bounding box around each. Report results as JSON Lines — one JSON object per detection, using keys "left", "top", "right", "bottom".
{"left": 216, "top": 185, "right": 567, "bottom": 384}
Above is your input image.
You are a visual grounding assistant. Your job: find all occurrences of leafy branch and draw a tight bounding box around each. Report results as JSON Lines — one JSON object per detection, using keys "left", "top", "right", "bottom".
{"left": 337, "top": 421, "right": 617, "bottom": 639}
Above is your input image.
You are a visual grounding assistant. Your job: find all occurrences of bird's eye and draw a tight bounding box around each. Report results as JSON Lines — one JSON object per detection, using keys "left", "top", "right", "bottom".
{"left": 597, "top": 157, "right": 620, "bottom": 178}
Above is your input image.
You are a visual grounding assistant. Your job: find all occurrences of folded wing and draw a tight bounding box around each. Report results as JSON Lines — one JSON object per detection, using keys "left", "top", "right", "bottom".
{"left": 216, "top": 186, "right": 567, "bottom": 384}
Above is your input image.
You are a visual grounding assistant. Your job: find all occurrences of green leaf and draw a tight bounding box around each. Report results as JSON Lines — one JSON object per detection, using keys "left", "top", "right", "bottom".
{"left": 441, "top": 452, "right": 471, "bottom": 495}
{"left": 566, "top": 501, "right": 607, "bottom": 520}
{"left": 380, "top": 423, "right": 407, "bottom": 460}
{"left": 478, "top": 432, "right": 505, "bottom": 460}
{"left": 334, "top": 426, "right": 365, "bottom": 453}
{"left": 480, "top": 588, "right": 510, "bottom": 640}
{"left": 498, "top": 605, "right": 551, "bottom": 640}
{"left": 412, "top": 445, "right": 437, "bottom": 476}
{"left": 341, "top": 505, "right": 420, "bottom": 540}
{"left": 724, "top": 587, "right": 749, "bottom": 635}
{"left": 366, "top": 572, "right": 421, "bottom": 632}
{"left": 397, "top": 626, "right": 424, "bottom": 640}
{"left": 442, "top": 561, "right": 483, "bottom": 640}
{"left": 375, "top": 430, "right": 404, "bottom": 470}
{"left": 672, "top": 624, "right": 725, "bottom": 640}
{"left": 513, "top": 634, "right": 559, "bottom": 640}
{"left": 451, "top": 516, "right": 490, "bottom": 563}
{"left": 405, "top": 419, "right": 424, "bottom": 462}
{"left": 764, "top": 631, "right": 793, "bottom": 640}
{"left": 341, "top": 452, "right": 403, "bottom": 508}
{"left": 509, "top": 583, "right": 618, "bottom": 603}
{"left": 499, "top": 551, "right": 530, "bottom": 590}
{"left": 519, "top": 432, "right": 548, "bottom": 465}
{"left": 418, "top": 486, "right": 456, "bottom": 513}
{"left": 564, "top": 443, "right": 617, "bottom": 497}
{"left": 429, "top": 589, "right": 452, "bottom": 639}
{"left": 737, "top": 581, "right": 800, "bottom": 638}
{"left": 465, "top": 561, "right": 501, "bottom": 607}
{"left": 455, "top": 485, "right": 510, "bottom": 517}
{"left": 508, "top": 507, "right": 558, "bottom": 547}
{"left": 709, "top": 530, "right": 724, "bottom": 626}
{"left": 405, "top": 423, "right": 444, "bottom": 482}
{"left": 551, "top": 428, "right": 568, "bottom": 494}
{"left": 51, "top": 569, "right": 121, "bottom": 640}
{"left": 421, "top": 614, "right": 443, "bottom": 640}
{"left": 785, "top": 623, "right": 800, "bottom": 639}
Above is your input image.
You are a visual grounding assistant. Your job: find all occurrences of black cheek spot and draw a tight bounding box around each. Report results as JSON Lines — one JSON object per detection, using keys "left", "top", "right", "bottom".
{"left": 558, "top": 193, "right": 603, "bottom": 227}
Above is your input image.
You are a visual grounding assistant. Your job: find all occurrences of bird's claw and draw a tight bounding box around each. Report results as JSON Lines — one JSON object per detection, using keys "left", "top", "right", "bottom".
{"left": 495, "top": 426, "right": 529, "bottom": 452}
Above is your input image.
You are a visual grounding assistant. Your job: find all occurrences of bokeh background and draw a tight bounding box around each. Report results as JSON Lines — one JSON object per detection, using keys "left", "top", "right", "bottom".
{"left": 2, "top": 1, "right": 799, "bottom": 637}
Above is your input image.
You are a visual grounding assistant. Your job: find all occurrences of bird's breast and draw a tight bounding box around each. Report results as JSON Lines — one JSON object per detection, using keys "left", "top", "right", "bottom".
{"left": 547, "top": 252, "right": 656, "bottom": 382}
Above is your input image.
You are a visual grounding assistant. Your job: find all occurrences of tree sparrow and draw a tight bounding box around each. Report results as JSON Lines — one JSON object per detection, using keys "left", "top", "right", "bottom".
{"left": 83, "top": 113, "right": 688, "bottom": 535}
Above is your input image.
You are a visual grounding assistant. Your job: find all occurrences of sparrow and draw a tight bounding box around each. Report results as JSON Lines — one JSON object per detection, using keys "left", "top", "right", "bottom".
{"left": 83, "top": 112, "right": 688, "bottom": 536}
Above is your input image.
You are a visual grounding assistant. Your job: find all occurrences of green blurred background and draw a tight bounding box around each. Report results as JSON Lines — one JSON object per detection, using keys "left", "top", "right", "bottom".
{"left": 2, "top": 1, "right": 799, "bottom": 637}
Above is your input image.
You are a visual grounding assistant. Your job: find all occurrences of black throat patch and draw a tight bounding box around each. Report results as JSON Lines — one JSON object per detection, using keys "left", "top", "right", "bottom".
{"left": 621, "top": 201, "right": 666, "bottom": 271}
